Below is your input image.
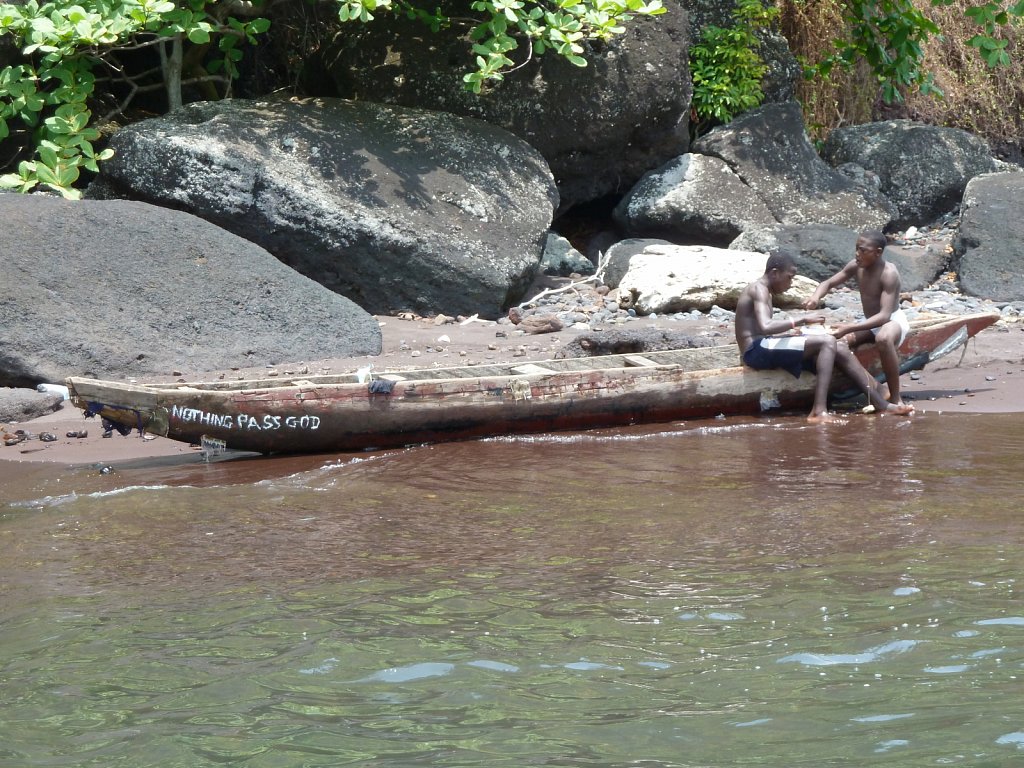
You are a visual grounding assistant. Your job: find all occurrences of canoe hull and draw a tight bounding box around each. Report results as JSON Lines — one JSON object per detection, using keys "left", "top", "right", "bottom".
{"left": 66, "top": 312, "right": 999, "bottom": 455}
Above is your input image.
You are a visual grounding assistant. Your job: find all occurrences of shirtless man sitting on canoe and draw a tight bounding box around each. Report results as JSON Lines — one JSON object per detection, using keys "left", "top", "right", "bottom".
{"left": 802, "top": 229, "right": 910, "bottom": 406}
{"left": 735, "top": 250, "right": 914, "bottom": 423}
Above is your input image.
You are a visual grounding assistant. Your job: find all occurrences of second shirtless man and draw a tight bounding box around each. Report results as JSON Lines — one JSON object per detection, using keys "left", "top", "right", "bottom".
{"left": 803, "top": 230, "right": 910, "bottom": 406}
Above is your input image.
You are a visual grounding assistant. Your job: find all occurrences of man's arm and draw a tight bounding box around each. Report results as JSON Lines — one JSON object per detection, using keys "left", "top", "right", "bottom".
{"left": 835, "top": 266, "right": 901, "bottom": 336}
{"left": 802, "top": 261, "right": 857, "bottom": 310}
{"left": 737, "top": 282, "right": 788, "bottom": 349}
{"left": 752, "top": 283, "right": 818, "bottom": 336}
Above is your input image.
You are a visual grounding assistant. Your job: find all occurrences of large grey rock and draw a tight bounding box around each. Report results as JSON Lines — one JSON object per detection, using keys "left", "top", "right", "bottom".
{"left": 0, "top": 195, "right": 381, "bottom": 388}
{"left": 821, "top": 120, "right": 999, "bottom": 227}
{"left": 541, "top": 234, "right": 595, "bottom": 277}
{"left": 0, "top": 388, "right": 63, "bottom": 423}
{"left": 601, "top": 238, "right": 675, "bottom": 289}
{"left": 954, "top": 172, "right": 1024, "bottom": 301}
{"left": 692, "top": 102, "right": 898, "bottom": 231}
{"left": 730, "top": 224, "right": 856, "bottom": 280}
{"left": 730, "top": 223, "right": 945, "bottom": 290}
{"left": 87, "top": 98, "right": 557, "bottom": 319}
{"left": 614, "top": 154, "right": 776, "bottom": 245}
{"left": 881, "top": 241, "right": 950, "bottom": 293}
{"left": 317, "top": 3, "right": 692, "bottom": 212}
{"left": 615, "top": 244, "right": 816, "bottom": 314}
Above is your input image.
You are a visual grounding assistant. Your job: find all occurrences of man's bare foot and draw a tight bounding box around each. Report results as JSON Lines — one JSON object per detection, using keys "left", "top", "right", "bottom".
{"left": 807, "top": 411, "right": 847, "bottom": 424}
{"left": 881, "top": 402, "right": 915, "bottom": 416}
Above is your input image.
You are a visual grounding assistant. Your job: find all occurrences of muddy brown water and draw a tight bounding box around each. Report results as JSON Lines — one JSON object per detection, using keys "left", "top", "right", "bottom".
{"left": 2, "top": 412, "right": 1023, "bottom": 766}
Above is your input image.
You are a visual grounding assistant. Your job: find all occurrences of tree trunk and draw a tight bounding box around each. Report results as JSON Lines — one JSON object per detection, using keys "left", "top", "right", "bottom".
{"left": 161, "top": 34, "right": 184, "bottom": 112}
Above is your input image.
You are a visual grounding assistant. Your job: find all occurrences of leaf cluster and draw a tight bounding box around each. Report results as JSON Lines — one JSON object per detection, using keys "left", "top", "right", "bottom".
{"left": 0, "top": 1, "right": 270, "bottom": 198}
{"left": 331, "top": 0, "right": 667, "bottom": 93}
{"left": 806, "top": 0, "right": 1024, "bottom": 107}
{"left": 958, "top": 0, "right": 1024, "bottom": 66}
{"left": 1, "top": 0, "right": 667, "bottom": 196}
{"left": 689, "top": 0, "right": 778, "bottom": 132}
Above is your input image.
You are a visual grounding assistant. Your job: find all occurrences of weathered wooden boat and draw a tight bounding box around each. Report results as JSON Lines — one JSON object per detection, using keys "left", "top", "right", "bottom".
{"left": 66, "top": 312, "right": 998, "bottom": 456}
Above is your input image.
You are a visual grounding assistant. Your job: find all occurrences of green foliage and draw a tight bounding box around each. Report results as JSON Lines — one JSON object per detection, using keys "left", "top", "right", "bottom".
{"left": 332, "top": 0, "right": 668, "bottom": 93}
{"left": 1, "top": 0, "right": 665, "bottom": 196}
{"left": 960, "top": 0, "right": 1019, "bottom": 66}
{"left": 813, "top": 0, "right": 1024, "bottom": 105}
{"left": 0, "top": 1, "right": 270, "bottom": 198}
{"left": 813, "top": 0, "right": 942, "bottom": 103}
{"left": 689, "top": 0, "right": 778, "bottom": 131}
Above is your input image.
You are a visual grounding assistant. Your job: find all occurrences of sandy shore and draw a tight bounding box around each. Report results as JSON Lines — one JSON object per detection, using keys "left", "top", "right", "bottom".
{"left": 3, "top": 310, "right": 1023, "bottom": 475}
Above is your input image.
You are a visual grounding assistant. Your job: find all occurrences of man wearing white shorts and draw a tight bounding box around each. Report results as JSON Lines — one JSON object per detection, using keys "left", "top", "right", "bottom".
{"left": 803, "top": 231, "right": 910, "bottom": 406}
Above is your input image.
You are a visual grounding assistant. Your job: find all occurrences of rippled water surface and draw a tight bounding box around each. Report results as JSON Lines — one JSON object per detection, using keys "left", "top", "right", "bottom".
{"left": 2, "top": 412, "right": 1023, "bottom": 767}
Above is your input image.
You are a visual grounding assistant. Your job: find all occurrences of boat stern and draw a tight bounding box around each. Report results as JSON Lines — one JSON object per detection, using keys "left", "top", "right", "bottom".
{"left": 65, "top": 377, "right": 169, "bottom": 437}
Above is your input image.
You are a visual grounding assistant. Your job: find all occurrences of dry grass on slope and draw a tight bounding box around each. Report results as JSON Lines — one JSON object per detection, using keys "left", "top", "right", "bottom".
{"left": 778, "top": 0, "right": 1024, "bottom": 157}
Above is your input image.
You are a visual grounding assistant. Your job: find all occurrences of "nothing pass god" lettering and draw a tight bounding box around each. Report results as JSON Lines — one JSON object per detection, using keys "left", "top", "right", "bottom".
{"left": 171, "top": 405, "right": 320, "bottom": 432}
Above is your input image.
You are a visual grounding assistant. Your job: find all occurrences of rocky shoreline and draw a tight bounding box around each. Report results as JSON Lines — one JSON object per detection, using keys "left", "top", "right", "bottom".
{"left": 4, "top": 221, "right": 1024, "bottom": 470}
{"left": 3, "top": 289, "right": 1023, "bottom": 472}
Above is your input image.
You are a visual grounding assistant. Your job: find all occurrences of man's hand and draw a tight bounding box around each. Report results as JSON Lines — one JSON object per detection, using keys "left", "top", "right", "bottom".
{"left": 831, "top": 323, "right": 855, "bottom": 341}
{"left": 801, "top": 296, "right": 820, "bottom": 311}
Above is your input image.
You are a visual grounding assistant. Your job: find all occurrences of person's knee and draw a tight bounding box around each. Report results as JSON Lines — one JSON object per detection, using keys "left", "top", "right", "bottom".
{"left": 806, "top": 335, "right": 837, "bottom": 353}
{"left": 876, "top": 332, "right": 900, "bottom": 351}
{"left": 876, "top": 323, "right": 901, "bottom": 346}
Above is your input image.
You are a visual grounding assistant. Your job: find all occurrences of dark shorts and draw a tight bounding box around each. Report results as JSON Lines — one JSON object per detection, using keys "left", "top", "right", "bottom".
{"left": 742, "top": 336, "right": 816, "bottom": 379}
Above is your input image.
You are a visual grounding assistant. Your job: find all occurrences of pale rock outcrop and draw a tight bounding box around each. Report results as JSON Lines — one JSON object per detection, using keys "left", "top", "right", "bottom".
{"left": 616, "top": 244, "right": 815, "bottom": 315}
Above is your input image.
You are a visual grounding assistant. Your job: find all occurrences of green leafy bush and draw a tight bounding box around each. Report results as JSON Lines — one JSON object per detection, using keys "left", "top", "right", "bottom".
{"left": 689, "top": 0, "right": 779, "bottom": 134}
{"left": 0, "top": 0, "right": 667, "bottom": 196}
{"left": 332, "top": 0, "right": 668, "bottom": 93}
{"left": 0, "top": 1, "right": 269, "bottom": 197}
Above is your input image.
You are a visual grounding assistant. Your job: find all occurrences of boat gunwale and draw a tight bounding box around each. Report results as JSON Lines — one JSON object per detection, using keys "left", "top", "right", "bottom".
{"left": 65, "top": 311, "right": 998, "bottom": 399}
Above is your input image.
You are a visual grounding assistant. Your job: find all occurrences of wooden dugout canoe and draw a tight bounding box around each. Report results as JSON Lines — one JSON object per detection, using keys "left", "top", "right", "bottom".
{"left": 65, "top": 312, "right": 998, "bottom": 456}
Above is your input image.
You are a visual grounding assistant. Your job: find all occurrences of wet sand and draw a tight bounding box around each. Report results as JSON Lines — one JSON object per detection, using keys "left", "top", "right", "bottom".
{"left": 2, "top": 314, "right": 1023, "bottom": 480}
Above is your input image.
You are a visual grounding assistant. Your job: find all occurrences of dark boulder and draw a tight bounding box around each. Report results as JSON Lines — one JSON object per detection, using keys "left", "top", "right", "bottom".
{"left": 821, "top": 120, "right": 999, "bottom": 227}
{"left": 730, "top": 223, "right": 946, "bottom": 290}
{"left": 557, "top": 328, "right": 714, "bottom": 358}
{"left": 693, "top": 102, "right": 898, "bottom": 232}
{"left": 0, "top": 195, "right": 381, "bottom": 387}
{"left": 614, "top": 154, "right": 776, "bottom": 246}
{"left": 87, "top": 98, "right": 556, "bottom": 319}
{"left": 954, "top": 172, "right": 1024, "bottom": 301}
{"left": 316, "top": 2, "right": 692, "bottom": 212}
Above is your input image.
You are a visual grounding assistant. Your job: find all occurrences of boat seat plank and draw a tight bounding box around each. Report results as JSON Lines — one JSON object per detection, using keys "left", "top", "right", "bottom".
{"left": 622, "top": 354, "right": 661, "bottom": 368}
{"left": 511, "top": 363, "right": 557, "bottom": 375}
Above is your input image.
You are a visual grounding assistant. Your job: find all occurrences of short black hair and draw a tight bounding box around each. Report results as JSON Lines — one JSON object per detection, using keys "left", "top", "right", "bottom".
{"left": 765, "top": 249, "right": 797, "bottom": 273}
{"left": 859, "top": 230, "right": 887, "bottom": 250}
